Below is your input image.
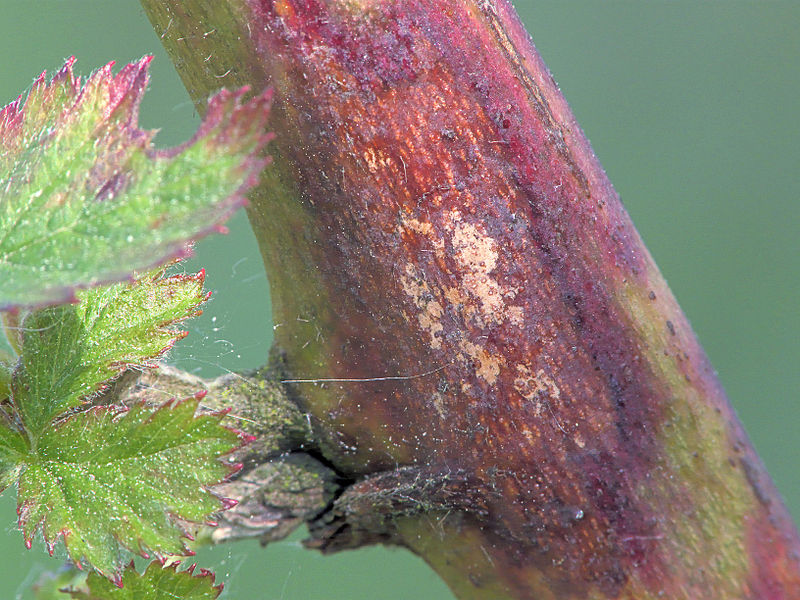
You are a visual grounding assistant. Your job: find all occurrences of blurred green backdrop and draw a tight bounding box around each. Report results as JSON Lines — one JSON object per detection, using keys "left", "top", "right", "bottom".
{"left": 0, "top": 2, "right": 797, "bottom": 598}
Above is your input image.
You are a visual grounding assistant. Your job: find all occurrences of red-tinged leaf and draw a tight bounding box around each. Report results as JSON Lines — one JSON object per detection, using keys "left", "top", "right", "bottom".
{"left": 0, "top": 57, "right": 272, "bottom": 309}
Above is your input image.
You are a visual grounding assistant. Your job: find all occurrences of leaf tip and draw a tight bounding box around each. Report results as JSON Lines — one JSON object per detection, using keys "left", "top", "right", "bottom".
{"left": 220, "top": 497, "right": 239, "bottom": 510}
{"left": 53, "top": 55, "right": 78, "bottom": 83}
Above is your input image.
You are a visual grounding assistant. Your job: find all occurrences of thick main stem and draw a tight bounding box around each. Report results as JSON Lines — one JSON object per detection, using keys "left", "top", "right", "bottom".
{"left": 141, "top": 1, "right": 800, "bottom": 598}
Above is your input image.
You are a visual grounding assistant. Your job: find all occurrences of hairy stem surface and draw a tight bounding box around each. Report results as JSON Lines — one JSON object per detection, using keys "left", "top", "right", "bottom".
{"left": 141, "top": 1, "right": 800, "bottom": 597}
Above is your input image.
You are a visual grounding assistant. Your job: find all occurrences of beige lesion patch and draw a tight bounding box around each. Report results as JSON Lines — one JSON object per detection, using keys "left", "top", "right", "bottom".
{"left": 448, "top": 212, "right": 523, "bottom": 329}
{"left": 461, "top": 340, "right": 505, "bottom": 385}
{"left": 505, "top": 305, "right": 524, "bottom": 327}
{"left": 402, "top": 217, "right": 434, "bottom": 237}
{"left": 398, "top": 216, "right": 446, "bottom": 256}
{"left": 451, "top": 218, "right": 498, "bottom": 272}
{"left": 399, "top": 263, "right": 444, "bottom": 349}
{"left": 430, "top": 391, "right": 447, "bottom": 419}
{"left": 514, "top": 363, "right": 561, "bottom": 416}
{"left": 396, "top": 211, "right": 527, "bottom": 386}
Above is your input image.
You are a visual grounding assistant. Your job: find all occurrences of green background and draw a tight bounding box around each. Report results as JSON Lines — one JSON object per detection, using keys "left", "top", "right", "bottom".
{"left": 0, "top": 2, "right": 797, "bottom": 598}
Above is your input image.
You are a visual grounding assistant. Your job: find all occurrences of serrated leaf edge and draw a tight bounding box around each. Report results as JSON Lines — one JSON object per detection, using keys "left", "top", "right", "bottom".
{"left": 97, "top": 267, "right": 212, "bottom": 373}
{"left": 17, "top": 395, "right": 249, "bottom": 582}
{"left": 0, "top": 57, "right": 273, "bottom": 311}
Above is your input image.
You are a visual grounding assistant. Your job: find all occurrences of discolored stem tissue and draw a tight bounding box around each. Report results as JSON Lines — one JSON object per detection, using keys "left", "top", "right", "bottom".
{"left": 141, "top": 1, "right": 800, "bottom": 598}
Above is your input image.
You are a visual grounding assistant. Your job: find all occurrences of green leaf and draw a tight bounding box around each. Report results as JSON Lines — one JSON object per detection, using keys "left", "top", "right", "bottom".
{"left": 70, "top": 561, "right": 222, "bottom": 600}
{"left": 12, "top": 267, "right": 207, "bottom": 438}
{"left": 0, "top": 420, "right": 28, "bottom": 490}
{"left": 33, "top": 568, "right": 88, "bottom": 600}
{"left": 0, "top": 358, "right": 11, "bottom": 400}
{"left": 0, "top": 56, "right": 272, "bottom": 309}
{"left": 17, "top": 397, "right": 241, "bottom": 581}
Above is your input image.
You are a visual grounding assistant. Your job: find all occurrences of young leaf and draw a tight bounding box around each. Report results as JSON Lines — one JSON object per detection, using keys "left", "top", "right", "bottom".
{"left": 12, "top": 268, "right": 208, "bottom": 438}
{"left": 70, "top": 561, "right": 222, "bottom": 600}
{"left": 0, "top": 56, "right": 272, "bottom": 309}
{"left": 17, "top": 397, "right": 241, "bottom": 581}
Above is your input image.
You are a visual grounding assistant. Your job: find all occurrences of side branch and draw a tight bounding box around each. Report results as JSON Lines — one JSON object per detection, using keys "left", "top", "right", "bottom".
{"left": 115, "top": 361, "right": 456, "bottom": 551}
{"left": 114, "top": 362, "right": 333, "bottom": 544}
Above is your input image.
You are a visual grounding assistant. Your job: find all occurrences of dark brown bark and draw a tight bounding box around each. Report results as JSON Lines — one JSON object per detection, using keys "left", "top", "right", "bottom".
{"left": 140, "top": 1, "right": 800, "bottom": 598}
